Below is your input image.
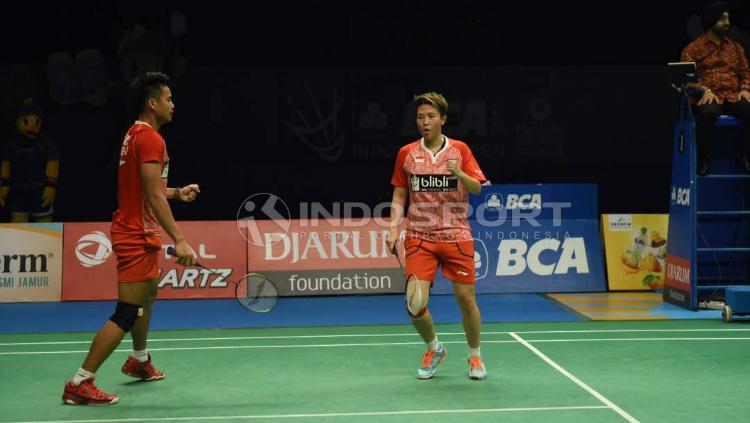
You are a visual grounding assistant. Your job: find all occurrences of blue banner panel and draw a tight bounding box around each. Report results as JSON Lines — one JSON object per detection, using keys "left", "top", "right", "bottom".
{"left": 432, "top": 184, "right": 606, "bottom": 294}
{"left": 664, "top": 121, "right": 696, "bottom": 310}
{"left": 469, "top": 183, "right": 598, "bottom": 221}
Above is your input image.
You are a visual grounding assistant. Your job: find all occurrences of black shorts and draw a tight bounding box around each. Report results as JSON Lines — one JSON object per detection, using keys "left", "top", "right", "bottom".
{"left": 10, "top": 185, "right": 53, "bottom": 217}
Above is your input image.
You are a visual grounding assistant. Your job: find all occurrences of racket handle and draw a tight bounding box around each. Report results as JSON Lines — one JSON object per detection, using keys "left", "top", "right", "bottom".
{"left": 166, "top": 246, "right": 203, "bottom": 268}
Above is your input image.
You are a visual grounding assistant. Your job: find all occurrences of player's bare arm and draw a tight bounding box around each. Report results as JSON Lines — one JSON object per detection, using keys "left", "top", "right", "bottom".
{"left": 140, "top": 162, "right": 195, "bottom": 267}
{"left": 386, "top": 186, "right": 408, "bottom": 253}
{"left": 167, "top": 184, "right": 201, "bottom": 202}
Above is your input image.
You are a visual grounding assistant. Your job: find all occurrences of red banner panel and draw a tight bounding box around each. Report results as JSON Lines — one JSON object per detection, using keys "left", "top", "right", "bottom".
{"left": 62, "top": 221, "right": 247, "bottom": 300}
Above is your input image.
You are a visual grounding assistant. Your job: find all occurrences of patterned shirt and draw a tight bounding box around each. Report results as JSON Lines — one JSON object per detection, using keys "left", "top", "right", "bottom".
{"left": 681, "top": 34, "right": 750, "bottom": 103}
{"left": 391, "top": 136, "right": 487, "bottom": 242}
{"left": 111, "top": 121, "right": 169, "bottom": 237}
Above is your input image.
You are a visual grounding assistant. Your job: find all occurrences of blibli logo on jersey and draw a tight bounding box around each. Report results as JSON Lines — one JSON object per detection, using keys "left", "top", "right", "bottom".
{"left": 410, "top": 174, "right": 458, "bottom": 192}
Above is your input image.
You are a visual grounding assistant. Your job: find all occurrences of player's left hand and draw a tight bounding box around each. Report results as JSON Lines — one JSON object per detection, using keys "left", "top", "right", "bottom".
{"left": 41, "top": 186, "right": 56, "bottom": 208}
{"left": 740, "top": 90, "right": 750, "bottom": 102}
{"left": 179, "top": 184, "right": 200, "bottom": 202}
{"left": 446, "top": 160, "right": 461, "bottom": 176}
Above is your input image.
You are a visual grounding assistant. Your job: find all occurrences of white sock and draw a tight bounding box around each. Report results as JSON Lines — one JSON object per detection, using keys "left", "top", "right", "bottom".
{"left": 131, "top": 349, "right": 149, "bottom": 363}
{"left": 468, "top": 347, "right": 481, "bottom": 358}
{"left": 72, "top": 367, "right": 94, "bottom": 386}
{"left": 427, "top": 337, "right": 440, "bottom": 351}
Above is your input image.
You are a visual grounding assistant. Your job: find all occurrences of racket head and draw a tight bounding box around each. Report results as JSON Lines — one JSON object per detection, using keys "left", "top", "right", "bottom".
{"left": 404, "top": 273, "right": 423, "bottom": 316}
{"left": 235, "top": 273, "right": 279, "bottom": 313}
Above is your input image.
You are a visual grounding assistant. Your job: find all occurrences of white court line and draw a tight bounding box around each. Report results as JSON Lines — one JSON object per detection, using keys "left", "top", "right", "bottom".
{"left": 5, "top": 405, "right": 609, "bottom": 423}
{"left": 510, "top": 332, "right": 639, "bottom": 423}
{"left": 2, "top": 328, "right": 749, "bottom": 346}
{"left": 1, "top": 337, "right": 749, "bottom": 356}
{"left": 529, "top": 337, "right": 750, "bottom": 343}
{"left": 515, "top": 328, "right": 750, "bottom": 334}
{"left": 0, "top": 340, "right": 514, "bottom": 355}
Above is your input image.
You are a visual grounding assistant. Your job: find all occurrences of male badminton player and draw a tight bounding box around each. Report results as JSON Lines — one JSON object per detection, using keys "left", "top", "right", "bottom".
{"left": 386, "top": 92, "right": 488, "bottom": 380}
{"left": 62, "top": 72, "right": 200, "bottom": 405}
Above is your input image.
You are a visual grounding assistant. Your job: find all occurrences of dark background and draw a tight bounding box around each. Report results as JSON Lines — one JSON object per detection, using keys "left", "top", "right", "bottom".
{"left": 1, "top": 0, "right": 748, "bottom": 221}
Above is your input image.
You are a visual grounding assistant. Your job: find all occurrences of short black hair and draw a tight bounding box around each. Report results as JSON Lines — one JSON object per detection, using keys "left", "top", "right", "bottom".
{"left": 129, "top": 72, "right": 171, "bottom": 116}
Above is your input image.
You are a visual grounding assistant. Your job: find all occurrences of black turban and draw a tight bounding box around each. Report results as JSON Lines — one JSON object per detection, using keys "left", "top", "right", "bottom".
{"left": 701, "top": 1, "right": 730, "bottom": 31}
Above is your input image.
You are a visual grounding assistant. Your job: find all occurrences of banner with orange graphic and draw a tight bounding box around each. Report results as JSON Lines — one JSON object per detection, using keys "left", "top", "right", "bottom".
{"left": 0, "top": 223, "right": 63, "bottom": 302}
{"left": 601, "top": 214, "right": 669, "bottom": 290}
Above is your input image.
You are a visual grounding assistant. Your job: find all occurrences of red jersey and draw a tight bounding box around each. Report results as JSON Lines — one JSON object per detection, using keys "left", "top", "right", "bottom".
{"left": 111, "top": 121, "right": 169, "bottom": 238}
{"left": 391, "top": 136, "right": 486, "bottom": 242}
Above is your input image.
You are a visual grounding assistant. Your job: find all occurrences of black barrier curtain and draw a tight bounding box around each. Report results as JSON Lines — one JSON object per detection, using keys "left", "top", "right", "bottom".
{"left": 39, "top": 66, "right": 677, "bottom": 221}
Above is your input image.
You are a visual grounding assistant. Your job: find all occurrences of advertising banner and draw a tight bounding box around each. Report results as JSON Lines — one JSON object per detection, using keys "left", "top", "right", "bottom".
{"left": 433, "top": 184, "right": 607, "bottom": 294}
{"left": 62, "top": 221, "right": 246, "bottom": 300}
{"left": 664, "top": 120, "right": 696, "bottom": 309}
{"left": 0, "top": 223, "right": 63, "bottom": 302}
{"left": 245, "top": 218, "right": 404, "bottom": 296}
{"left": 602, "top": 214, "right": 669, "bottom": 290}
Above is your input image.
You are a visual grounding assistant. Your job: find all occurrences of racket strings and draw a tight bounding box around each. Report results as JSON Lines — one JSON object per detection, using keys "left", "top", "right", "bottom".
{"left": 238, "top": 275, "right": 279, "bottom": 312}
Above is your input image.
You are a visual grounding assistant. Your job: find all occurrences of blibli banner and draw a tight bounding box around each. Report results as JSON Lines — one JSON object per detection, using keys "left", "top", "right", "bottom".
{"left": 432, "top": 184, "right": 606, "bottom": 294}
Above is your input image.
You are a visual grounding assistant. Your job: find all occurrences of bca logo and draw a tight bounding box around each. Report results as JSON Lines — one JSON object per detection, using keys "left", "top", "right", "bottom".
{"left": 671, "top": 186, "right": 690, "bottom": 206}
{"left": 504, "top": 194, "right": 542, "bottom": 210}
{"left": 76, "top": 231, "right": 113, "bottom": 267}
{"left": 496, "top": 237, "right": 589, "bottom": 276}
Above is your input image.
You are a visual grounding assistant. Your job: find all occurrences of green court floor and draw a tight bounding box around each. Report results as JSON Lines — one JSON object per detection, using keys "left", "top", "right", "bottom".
{"left": 1, "top": 320, "right": 749, "bottom": 422}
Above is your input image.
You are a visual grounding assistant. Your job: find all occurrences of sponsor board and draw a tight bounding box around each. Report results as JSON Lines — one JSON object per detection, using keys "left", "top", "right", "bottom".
{"left": 432, "top": 219, "right": 606, "bottom": 294}
{"left": 664, "top": 121, "right": 696, "bottom": 309}
{"left": 62, "top": 221, "right": 246, "bottom": 300}
{"left": 431, "top": 184, "right": 605, "bottom": 294}
{"left": 246, "top": 219, "right": 404, "bottom": 296}
{"left": 0, "top": 223, "right": 63, "bottom": 302}
{"left": 602, "top": 214, "right": 669, "bottom": 291}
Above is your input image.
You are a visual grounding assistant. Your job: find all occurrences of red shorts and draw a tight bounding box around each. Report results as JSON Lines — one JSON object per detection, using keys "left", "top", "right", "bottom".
{"left": 404, "top": 238, "right": 476, "bottom": 285}
{"left": 112, "top": 233, "right": 162, "bottom": 283}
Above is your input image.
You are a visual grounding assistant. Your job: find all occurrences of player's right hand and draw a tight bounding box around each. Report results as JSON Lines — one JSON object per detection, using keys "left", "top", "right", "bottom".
{"left": 385, "top": 228, "right": 399, "bottom": 255}
{"left": 174, "top": 240, "right": 196, "bottom": 267}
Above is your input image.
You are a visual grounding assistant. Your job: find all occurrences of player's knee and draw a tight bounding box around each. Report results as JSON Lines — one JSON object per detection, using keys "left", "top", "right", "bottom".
{"left": 407, "top": 305, "right": 427, "bottom": 319}
{"left": 109, "top": 301, "right": 143, "bottom": 332}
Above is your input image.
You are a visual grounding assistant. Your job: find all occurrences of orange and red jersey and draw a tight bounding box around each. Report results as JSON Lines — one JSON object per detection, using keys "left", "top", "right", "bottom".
{"left": 391, "top": 136, "right": 486, "bottom": 242}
